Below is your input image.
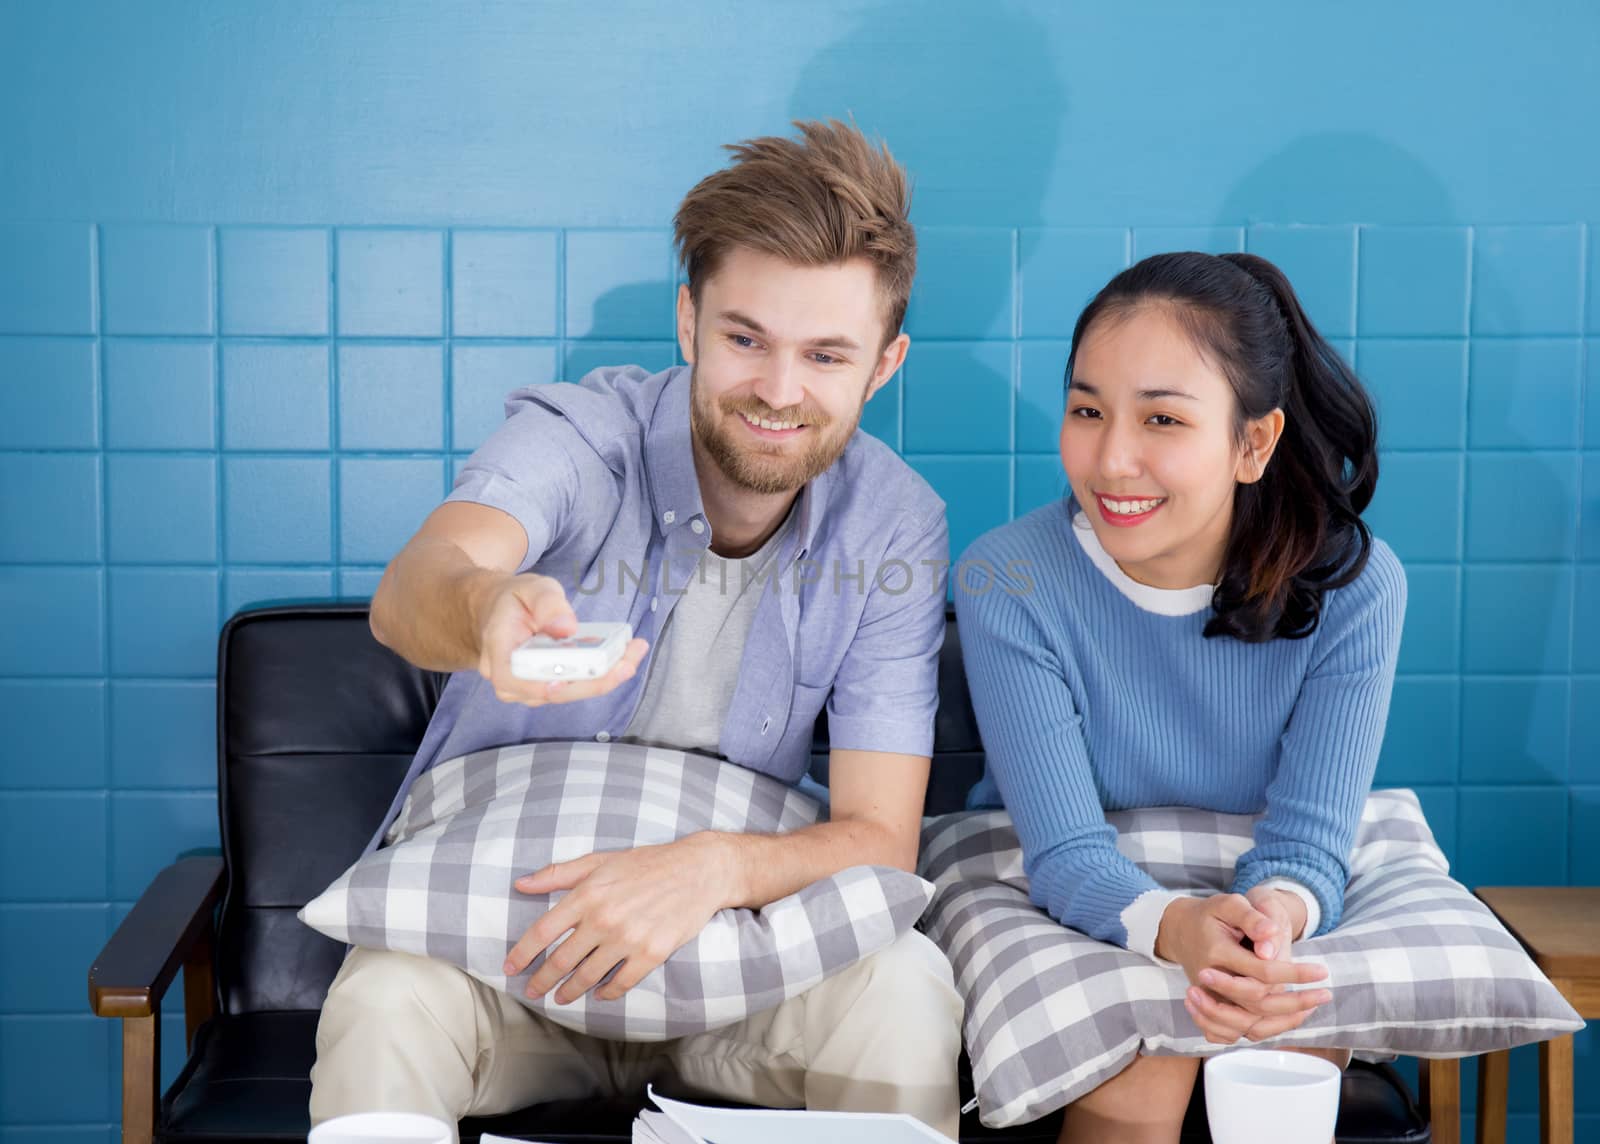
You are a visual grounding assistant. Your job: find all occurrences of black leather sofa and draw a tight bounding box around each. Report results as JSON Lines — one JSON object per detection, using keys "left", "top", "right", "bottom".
{"left": 88, "top": 603, "right": 1456, "bottom": 1143}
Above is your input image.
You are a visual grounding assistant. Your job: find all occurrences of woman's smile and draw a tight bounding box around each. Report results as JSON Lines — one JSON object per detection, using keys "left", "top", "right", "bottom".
{"left": 1094, "top": 493, "right": 1168, "bottom": 526}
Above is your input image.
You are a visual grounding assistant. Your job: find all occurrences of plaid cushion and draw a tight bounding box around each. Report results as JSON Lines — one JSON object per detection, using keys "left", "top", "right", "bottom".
{"left": 300, "top": 741, "right": 933, "bottom": 1041}
{"left": 919, "top": 788, "right": 1584, "bottom": 1128}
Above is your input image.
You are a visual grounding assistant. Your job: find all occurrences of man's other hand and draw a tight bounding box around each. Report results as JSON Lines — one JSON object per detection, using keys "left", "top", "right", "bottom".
{"left": 502, "top": 833, "right": 737, "bottom": 1004}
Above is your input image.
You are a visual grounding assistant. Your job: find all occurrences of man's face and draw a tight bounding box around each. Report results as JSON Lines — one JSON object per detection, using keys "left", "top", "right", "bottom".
{"left": 680, "top": 247, "right": 907, "bottom": 495}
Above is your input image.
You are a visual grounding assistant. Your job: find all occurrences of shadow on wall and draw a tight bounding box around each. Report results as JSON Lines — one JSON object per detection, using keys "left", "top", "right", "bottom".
{"left": 789, "top": 1, "right": 1069, "bottom": 554}
{"left": 1216, "top": 132, "right": 1457, "bottom": 226}
{"left": 787, "top": 1, "right": 1065, "bottom": 230}
{"left": 572, "top": 3, "right": 1069, "bottom": 554}
{"left": 568, "top": 280, "right": 682, "bottom": 381}
{"left": 1220, "top": 134, "right": 1568, "bottom": 870}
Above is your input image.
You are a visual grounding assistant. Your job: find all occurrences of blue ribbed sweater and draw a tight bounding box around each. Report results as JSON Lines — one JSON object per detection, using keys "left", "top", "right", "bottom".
{"left": 955, "top": 498, "right": 1407, "bottom": 944}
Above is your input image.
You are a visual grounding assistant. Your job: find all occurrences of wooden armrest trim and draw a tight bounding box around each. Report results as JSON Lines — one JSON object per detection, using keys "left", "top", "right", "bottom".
{"left": 88, "top": 855, "right": 225, "bottom": 1019}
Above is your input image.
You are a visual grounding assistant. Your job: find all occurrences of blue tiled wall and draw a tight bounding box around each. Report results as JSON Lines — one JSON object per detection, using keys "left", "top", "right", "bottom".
{"left": 2, "top": 3, "right": 1597, "bottom": 1141}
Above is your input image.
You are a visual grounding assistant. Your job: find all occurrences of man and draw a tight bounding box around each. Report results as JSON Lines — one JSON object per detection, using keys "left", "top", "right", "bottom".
{"left": 309, "top": 120, "right": 963, "bottom": 1138}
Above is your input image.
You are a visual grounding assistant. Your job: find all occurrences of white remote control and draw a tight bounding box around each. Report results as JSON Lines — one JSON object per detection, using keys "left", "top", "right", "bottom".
{"left": 509, "top": 622, "right": 632, "bottom": 682}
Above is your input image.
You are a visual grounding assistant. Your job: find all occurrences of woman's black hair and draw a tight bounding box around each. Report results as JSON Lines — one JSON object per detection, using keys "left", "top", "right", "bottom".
{"left": 1065, "top": 251, "right": 1379, "bottom": 643}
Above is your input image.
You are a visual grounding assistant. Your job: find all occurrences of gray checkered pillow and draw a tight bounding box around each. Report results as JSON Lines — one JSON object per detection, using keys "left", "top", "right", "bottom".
{"left": 300, "top": 741, "right": 933, "bottom": 1041}
{"left": 920, "top": 789, "right": 1583, "bottom": 1128}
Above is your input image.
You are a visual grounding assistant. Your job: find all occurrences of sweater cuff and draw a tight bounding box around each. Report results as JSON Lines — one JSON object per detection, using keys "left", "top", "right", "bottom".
{"left": 1254, "top": 877, "right": 1322, "bottom": 940}
{"left": 1232, "top": 859, "right": 1343, "bottom": 936}
{"left": 1120, "top": 888, "right": 1190, "bottom": 964}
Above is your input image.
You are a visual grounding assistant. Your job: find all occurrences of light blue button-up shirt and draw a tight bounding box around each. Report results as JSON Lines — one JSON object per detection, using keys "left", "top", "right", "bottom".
{"left": 370, "top": 364, "right": 949, "bottom": 847}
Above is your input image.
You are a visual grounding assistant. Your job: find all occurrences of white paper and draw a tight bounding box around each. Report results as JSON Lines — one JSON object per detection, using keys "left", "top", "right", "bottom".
{"left": 632, "top": 1108, "right": 702, "bottom": 1144}
{"left": 643, "top": 1086, "right": 948, "bottom": 1144}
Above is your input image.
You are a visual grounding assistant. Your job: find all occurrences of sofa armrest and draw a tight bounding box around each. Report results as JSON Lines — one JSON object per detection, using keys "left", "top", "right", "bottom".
{"left": 89, "top": 854, "right": 224, "bottom": 1019}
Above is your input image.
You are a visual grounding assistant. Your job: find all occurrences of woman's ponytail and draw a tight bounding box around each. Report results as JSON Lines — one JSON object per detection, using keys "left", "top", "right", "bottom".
{"left": 1210, "top": 252, "right": 1377, "bottom": 640}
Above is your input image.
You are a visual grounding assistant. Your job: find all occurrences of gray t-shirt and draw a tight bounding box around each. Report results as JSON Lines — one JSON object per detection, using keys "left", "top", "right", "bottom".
{"left": 622, "top": 510, "right": 795, "bottom": 756}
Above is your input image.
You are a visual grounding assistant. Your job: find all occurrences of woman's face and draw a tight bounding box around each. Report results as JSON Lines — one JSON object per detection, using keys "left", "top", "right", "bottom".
{"left": 1060, "top": 303, "right": 1281, "bottom": 590}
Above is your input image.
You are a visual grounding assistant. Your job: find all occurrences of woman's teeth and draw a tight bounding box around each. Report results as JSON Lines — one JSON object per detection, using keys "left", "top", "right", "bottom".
{"left": 1102, "top": 497, "right": 1164, "bottom": 515}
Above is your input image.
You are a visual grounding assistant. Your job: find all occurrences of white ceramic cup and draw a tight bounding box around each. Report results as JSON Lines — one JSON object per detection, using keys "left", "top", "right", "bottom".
{"left": 307, "top": 1112, "right": 453, "bottom": 1144}
{"left": 1204, "top": 1049, "right": 1341, "bottom": 1144}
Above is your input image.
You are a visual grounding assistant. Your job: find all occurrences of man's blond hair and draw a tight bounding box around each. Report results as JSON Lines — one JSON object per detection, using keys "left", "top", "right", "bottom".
{"left": 674, "top": 119, "right": 916, "bottom": 343}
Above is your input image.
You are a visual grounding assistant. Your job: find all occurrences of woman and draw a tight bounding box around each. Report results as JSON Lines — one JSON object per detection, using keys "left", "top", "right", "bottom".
{"left": 955, "top": 251, "right": 1406, "bottom": 1142}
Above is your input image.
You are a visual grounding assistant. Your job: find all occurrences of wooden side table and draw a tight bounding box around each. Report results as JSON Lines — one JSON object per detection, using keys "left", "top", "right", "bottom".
{"left": 1471, "top": 887, "right": 1599, "bottom": 1144}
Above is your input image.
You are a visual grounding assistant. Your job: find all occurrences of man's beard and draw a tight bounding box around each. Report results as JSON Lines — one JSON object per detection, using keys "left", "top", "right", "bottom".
{"left": 689, "top": 369, "right": 868, "bottom": 495}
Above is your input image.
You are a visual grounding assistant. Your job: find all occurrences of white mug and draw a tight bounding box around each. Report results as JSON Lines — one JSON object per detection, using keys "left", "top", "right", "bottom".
{"left": 308, "top": 1112, "right": 453, "bottom": 1144}
{"left": 1204, "top": 1049, "right": 1341, "bottom": 1144}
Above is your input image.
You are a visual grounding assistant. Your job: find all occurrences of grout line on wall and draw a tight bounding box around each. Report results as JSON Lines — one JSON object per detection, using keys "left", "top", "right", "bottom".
{"left": 1348, "top": 223, "right": 1362, "bottom": 344}
{"left": 213, "top": 227, "right": 227, "bottom": 615}
{"left": 1009, "top": 227, "right": 1020, "bottom": 520}
{"left": 557, "top": 229, "right": 568, "bottom": 380}
{"left": 0, "top": 447, "right": 542, "bottom": 462}
{"left": 1558, "top": 223, "right": 1589, "bottom": 839}
{"left": 1455, "top": 223, "right": 1474, "bottom": 759}
{"left": 0, "top": 785, "right": 221, "bottom": 799}
{"left": 329, "top": 229, "right": 342, "bottom": 594}
{"left": 327, "top": 233, "right": 342, "bottom": 596}
{"left": 92, "top": 222, "right": 115, "bottom": 909}
{"left": 1574, "top": 222, "right": 1590, "bottom": 683}
{"left": 443, "top": 229, "right": 454, "bottom": 497}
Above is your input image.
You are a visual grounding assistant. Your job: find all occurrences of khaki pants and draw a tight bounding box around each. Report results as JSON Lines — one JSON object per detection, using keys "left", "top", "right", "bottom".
{"left": 309, "top": 931, "right": 964, "bottom": 1140}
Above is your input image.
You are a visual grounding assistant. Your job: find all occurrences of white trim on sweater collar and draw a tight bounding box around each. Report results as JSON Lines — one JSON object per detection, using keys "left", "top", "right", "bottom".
{"left": 1071, "top": 510, "right": 1214, "bottom": 616}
